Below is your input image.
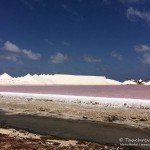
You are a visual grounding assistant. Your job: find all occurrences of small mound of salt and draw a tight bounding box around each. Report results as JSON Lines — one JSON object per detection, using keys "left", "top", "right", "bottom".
{"left": 0, "top": 73, "right": 13, "bottom": 79}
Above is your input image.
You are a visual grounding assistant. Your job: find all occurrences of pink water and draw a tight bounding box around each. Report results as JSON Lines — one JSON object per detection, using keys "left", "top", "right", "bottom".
{"left": 0, "top": 85, "right": 150, "bottom": 100}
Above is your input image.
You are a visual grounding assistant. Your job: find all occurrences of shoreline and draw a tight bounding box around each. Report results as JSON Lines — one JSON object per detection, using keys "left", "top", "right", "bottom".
{"left": 0, "top": 92, "right": 150, "bottom": 109}
{"left": 0, "top": 94, "right": 149, "bottom": 128}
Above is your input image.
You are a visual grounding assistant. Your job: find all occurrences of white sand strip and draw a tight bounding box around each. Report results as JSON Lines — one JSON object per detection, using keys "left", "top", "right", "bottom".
{"left": 0, "top": 128, "right": 40, "bottom": 139}
{"left": 0, "top": 92, "right": 150, "bottom": 108}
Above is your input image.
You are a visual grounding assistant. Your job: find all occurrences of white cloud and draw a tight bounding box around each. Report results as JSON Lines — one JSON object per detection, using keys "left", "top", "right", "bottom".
{"left": 1, "top": 41, "right": 41, "bottom": 61}
{"left": 142, "top": 53, "right": 150, "bottom": 64}
{"left": 22, "top": 49, "right": 41, "bottom": 60}
{"left": 50, "top": 52, "right": 69, "bottom": 64}
{"left": 45, "top": 39, "right": 54, "bottom": 45}
{"left": 83, "top": 56, "right": 101, "bottom": 63}
{"left": 62, "top": 41, "right": 70, "bottom": 46}
{"left": 104, "top": 0, "right": 146, "bottom": 4}
{"left": 61, "top": 4, "right": 83, "bottom": 20}
{"left": 3, "top": 41, "right": 21, "bottom": 53}
{"left": 120, "top": 0, "right": 141, "bottom": 3}
{"left": 134, "top": 44, "right": 150, "bottom": 65}
{"left": 110, "top": 51, "right": 123, "bottom": 61}
{"left": 0, "top": 39, "right": 3, "bottom": 43}
{"left": 134, "top": 44, "right": 150, "bottom": 52}
{"left": 20, "top": 0, "right": 34, "bottom": 10}
{"left": 0, "top": 54, "right": 23, "bottom": 64}
{"left": 127, "top": 7, "right": 150, "bottom": 24}
{"left": 102, "top": 0, "right": 111, "bottom": 4}
{"left": 4, "top": 54, "right": 18, "bottom": 62}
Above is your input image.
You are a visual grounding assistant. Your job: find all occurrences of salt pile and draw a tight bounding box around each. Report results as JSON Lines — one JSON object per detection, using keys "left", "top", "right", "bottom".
{"left": 0, "top": 73, "right": 12, "bottom": 80}
{"left": 49, "top": 74, "right": 121, "bottom": 85}
{"left": 14, "top": 74, "right": 41, "bottom": 85}
{"left": 146, "top": 81, "right": 150, "bottom": 85}
{"left": 0, "top": 73, "right": 149, "bottom": 85}
{"left": 136, "top": 79, "right": 146, "bottom": 85}
{"left": 14, "top": 74, "right": 54, "bottom": 85}
{"left": 122, "top": 80, "right": 137, "bottom": 85}
{"left": 0, "top": 73, "right": 121, "bottom": 85}
{"left": 0, "top": 73, "right": 15, "bottom": 85}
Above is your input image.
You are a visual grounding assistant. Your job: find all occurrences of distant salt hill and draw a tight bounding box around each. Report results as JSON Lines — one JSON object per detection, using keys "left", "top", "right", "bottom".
{"left": 0, "top": 73, "right": 121, "bottom": 85}
{"left": 122, "top": 80, "right": 137, "bottom": 85}
{"left": 122, "top": 79, "right": 147, "bottom": 85}
{"left": 0, "top": 73, "right": 149, "bottom": 85}
{"left": 146, "top": 81, "right": 150, "bottom": 85}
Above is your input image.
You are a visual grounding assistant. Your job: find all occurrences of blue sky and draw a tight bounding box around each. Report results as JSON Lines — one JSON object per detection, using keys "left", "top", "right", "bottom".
{"left": 0, "top": 0, "right": 150, "bottom": 81}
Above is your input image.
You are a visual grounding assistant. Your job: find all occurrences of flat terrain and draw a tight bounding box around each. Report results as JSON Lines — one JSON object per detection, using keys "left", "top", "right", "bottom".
{"left": 0, "top": 95, "right": 149, "bottom": 129}
{"left": 0, "top": 85, "right": 150, "bottom": 99}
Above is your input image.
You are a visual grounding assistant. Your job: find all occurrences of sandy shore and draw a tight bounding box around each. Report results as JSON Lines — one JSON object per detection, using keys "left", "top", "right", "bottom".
{"left": 0, "top": 95, "right": 149, "bottom": 149}
{"left": 0, "top": 95, "right": 149, "bottom": 129}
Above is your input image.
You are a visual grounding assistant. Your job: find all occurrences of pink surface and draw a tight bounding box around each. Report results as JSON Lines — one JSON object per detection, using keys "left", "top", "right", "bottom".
{"left": 0, "top": 85, "right": 150, "bottom": 100}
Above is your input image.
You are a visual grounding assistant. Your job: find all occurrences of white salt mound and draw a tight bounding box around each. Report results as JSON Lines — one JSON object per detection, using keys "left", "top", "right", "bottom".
{"left": 49, "top": 74, "right": 121, "bottom": 85}
{"left": 146, "top": 81, "right": 150, "bottom": 85}
{"left": 122, "top": 80, "right": 137, "bottom": 85}
{"left": 0, "top": 73, "right": 14, "bottom": 85}
{"left": 0, "top": 73, "right": 121, "bottom": 85}
{"left": 14, "top": 74, "right": 54, "bottom": 85}
{"left": 0, "top": 73, "right": 12, "bottom": 79}
{"left": 0, "top": 73, "right": 148, "bottom": 85}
